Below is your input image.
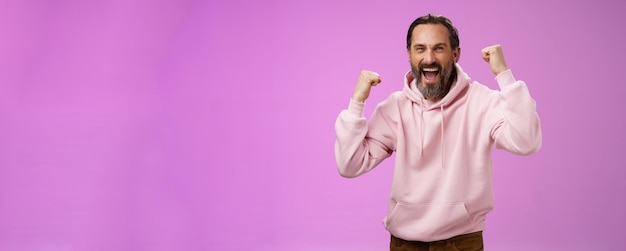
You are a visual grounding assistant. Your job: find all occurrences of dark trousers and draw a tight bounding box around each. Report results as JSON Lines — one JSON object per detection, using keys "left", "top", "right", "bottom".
{"left": 390, "top": 231, "right": 484, "bottom": 251}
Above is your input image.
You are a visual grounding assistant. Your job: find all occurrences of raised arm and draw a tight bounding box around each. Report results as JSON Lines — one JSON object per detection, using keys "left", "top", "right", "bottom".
{"left": 334, "top": 70, "right": 396, "bottom": 177}
{"left": 483, "top": 45, "right": 542, "bottom": 155}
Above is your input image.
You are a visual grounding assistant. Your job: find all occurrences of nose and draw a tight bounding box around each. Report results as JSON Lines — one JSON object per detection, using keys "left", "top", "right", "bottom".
{"left": 422, "top": 50, "right": 436, "bottom": 65}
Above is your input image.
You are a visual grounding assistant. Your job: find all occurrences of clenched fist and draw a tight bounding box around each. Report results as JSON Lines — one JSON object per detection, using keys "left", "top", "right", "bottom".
{"left": 481, "top": 44, "right": 509, "bottom": 76}
{"left": 352, "top": 70, "right": 381, "bottom": 103}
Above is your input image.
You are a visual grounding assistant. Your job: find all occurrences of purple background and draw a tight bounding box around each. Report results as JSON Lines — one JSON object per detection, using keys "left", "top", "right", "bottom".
{"left": 1, "top": 0, "right": 625, "bottom": 250}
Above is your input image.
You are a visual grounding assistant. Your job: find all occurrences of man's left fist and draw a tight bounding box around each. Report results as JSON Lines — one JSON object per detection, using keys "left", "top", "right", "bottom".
{"left": 481, "top": 44, "right": 509, "bottom": 76}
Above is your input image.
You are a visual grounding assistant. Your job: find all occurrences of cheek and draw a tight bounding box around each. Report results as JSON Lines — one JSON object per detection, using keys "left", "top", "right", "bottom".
{"left": 410, "top": 57, "right": 423, "bottom": 67}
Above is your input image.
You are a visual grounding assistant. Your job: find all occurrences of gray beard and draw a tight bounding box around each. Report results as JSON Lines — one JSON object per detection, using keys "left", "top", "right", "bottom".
{"left": 417, "top": 77, "right": 445, "bottom": 99}
{"left": 413, "top": 64, "right": 455, "bottom": 99}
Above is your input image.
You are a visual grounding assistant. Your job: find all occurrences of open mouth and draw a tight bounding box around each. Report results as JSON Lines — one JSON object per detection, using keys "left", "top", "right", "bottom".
{"left": 421, "top": 67, "right": 439, "bottom": 82}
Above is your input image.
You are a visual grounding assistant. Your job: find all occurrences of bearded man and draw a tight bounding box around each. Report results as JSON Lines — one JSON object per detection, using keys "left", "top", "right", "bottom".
{"left": 334, "top": 14, "right": 542, "bottom": 251}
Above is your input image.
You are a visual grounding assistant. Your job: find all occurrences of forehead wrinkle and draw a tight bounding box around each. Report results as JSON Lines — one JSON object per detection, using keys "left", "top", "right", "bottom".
{"left": 411, "top": 24, "right": 451, "bottom": 48}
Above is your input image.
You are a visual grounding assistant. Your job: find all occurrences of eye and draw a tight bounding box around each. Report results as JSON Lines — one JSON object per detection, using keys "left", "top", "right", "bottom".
{"left": 414, "top": 47, "right": 424, "bottom": 52}
{"left": 435, "top": 47, "right": 444, "bottom": 52}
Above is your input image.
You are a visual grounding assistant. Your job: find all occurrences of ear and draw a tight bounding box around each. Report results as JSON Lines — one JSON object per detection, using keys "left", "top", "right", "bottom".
{"left": 453, "top": 47, "right": 461, "bottom": 62}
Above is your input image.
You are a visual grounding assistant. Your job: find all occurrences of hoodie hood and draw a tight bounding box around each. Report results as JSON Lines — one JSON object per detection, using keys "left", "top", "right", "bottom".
{"left": 402, "top": 63, "right": 471, "bottom": 109}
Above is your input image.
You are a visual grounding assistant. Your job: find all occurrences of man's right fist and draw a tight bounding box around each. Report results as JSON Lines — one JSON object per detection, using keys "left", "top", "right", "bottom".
{"left": 352, "top": 70, "right": 381, "bottom": 103}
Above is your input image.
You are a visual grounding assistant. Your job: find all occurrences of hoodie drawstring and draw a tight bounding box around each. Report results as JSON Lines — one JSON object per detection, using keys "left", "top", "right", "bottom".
{"left": 417, "top": 100, "right": 445, "bottom": 170}
{"left": 440, "top": 104, "right": 444, "bottom": 169}
{"left": 419, "top": 99, "right": 425, "bottom": 158}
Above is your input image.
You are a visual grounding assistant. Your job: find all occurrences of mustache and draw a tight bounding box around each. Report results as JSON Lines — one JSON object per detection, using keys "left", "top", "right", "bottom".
{"left": 419, "top": 63, "right": 442, "bottom": 71}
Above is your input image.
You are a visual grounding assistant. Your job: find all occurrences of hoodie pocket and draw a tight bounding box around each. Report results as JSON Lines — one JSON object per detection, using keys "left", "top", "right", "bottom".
{"left": 384, "top": 201, "right": 471, "bottom": 241}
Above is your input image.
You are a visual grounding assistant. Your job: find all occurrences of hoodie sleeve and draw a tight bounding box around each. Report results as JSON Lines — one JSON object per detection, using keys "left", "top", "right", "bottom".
{"left": 488, "top": 69, "right": 542, "bottom": 155}
{"left": 334, "top": 98, "right": 396, "bottom": 178}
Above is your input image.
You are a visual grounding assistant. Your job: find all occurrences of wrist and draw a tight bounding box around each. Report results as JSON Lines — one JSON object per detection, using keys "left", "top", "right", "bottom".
{"left": 352, "top": 97, "right": 366, "bottom": 103}
{"left": 351, "top": 93, "right": 367, "bottom": 103}
{"left": 494, "top": 65, "right": 509, "bottom": 76}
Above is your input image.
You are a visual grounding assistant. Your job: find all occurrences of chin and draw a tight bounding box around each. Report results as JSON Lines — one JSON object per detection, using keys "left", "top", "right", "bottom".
{"left": 421, "top": 80, "right": 439, "bottom": 86}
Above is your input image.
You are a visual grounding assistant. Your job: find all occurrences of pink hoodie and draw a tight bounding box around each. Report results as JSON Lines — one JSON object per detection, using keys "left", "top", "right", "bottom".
{"left": 334, "top": 64, "right": 542, "bottom": 242}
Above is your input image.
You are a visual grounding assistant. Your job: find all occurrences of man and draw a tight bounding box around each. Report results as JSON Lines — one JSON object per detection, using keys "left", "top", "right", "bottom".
{"left": 334, "top": 14, "right": 542, "bottom": 251}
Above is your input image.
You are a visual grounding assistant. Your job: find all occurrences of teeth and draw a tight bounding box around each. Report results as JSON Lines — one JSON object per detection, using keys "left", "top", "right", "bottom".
{"left": 423, "top": 68, "right": 438, "bottom": 72}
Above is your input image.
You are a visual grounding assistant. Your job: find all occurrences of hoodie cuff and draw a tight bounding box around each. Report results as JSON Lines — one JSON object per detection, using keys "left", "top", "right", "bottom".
{"left": 495, "top": 69, "right": 516, "bottom": 89}
{"left": 347, "top": 98, "right": 365, "bottom": 117}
